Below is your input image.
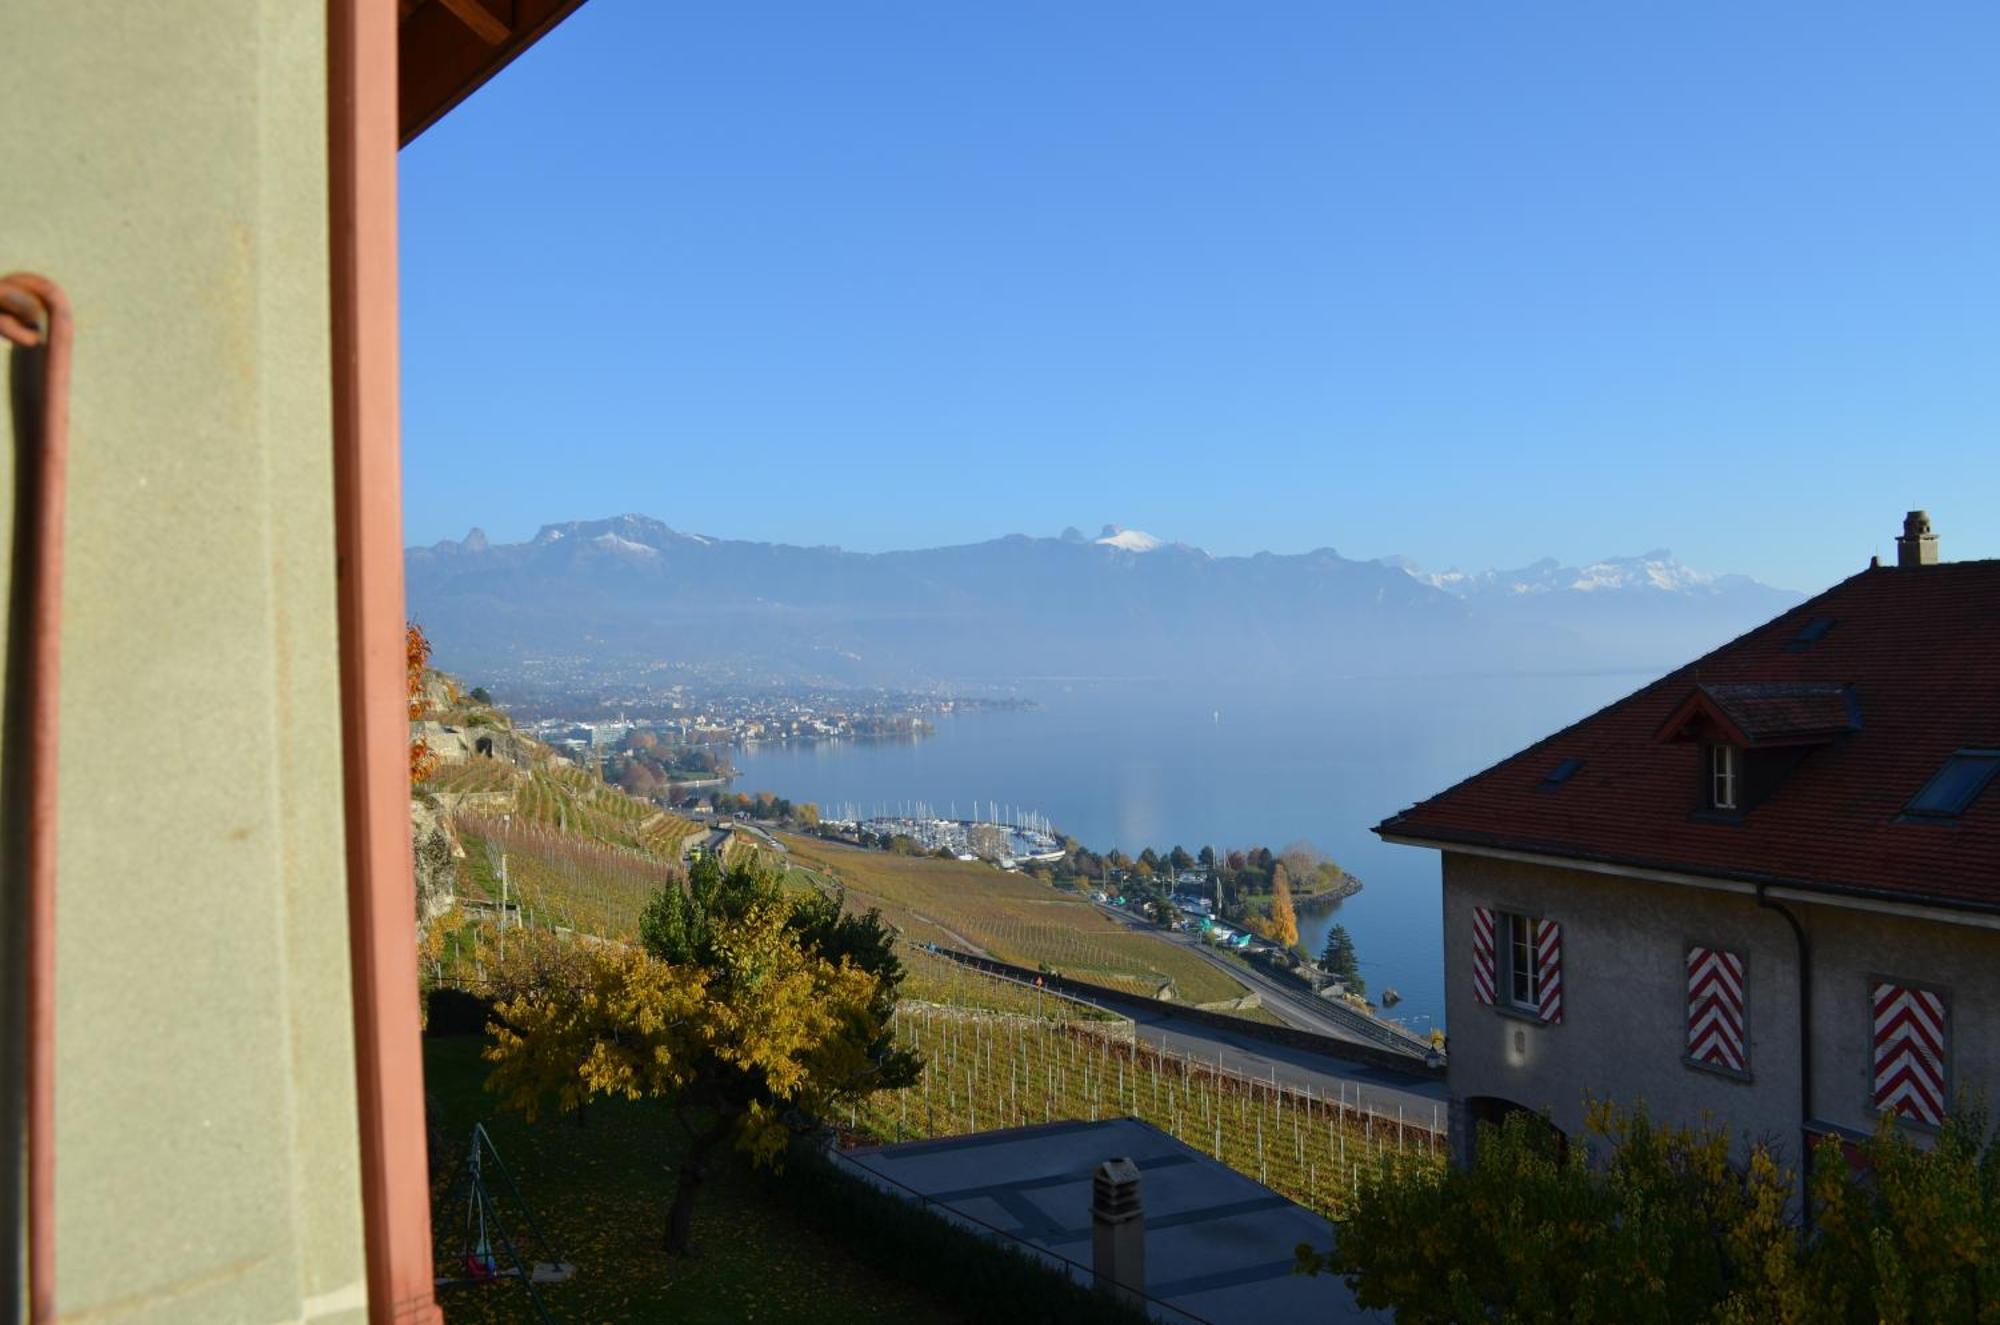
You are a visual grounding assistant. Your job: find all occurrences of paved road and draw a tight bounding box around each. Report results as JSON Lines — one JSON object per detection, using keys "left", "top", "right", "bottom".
{"left": 970, "top": 949, "right": 1448, "bottom": 1127}
{"left": 1092, "top": 903, "right": 1431, "bottom": 1057}
{"left": 1116, "top": 1000, "right": 1449, "bottom": 1128}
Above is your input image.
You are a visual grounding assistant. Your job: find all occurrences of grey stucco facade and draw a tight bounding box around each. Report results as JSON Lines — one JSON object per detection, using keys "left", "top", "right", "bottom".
{"left": 1441, "top": 850, "right": 2000, "bottom": 1168}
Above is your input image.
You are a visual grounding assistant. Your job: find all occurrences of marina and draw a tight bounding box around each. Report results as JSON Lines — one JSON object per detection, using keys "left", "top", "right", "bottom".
{"left": 821, "top": 801, "right": 1067, "bottom": 867}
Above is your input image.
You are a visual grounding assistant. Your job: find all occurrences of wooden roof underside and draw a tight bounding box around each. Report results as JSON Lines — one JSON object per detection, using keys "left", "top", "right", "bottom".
{"left": 400, "top": 0, "right": 592, "bottom": 146}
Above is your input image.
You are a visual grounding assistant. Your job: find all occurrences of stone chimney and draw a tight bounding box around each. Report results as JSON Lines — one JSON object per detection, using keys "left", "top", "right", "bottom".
{"left": 1896, "top": 510, "right": 1939, "bottom": 569}
{"left": 1091, "top": 1157, "right": 1145, "bottom": 1307}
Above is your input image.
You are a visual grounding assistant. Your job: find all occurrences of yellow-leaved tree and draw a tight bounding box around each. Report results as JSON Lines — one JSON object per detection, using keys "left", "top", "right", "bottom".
{"left": 1270, "top": 862, "right": 1299, "bottom": 949}
{"left": 483, "top": 854, "right": 919, "bottom": 1253}
{"left": 406, "top": 621, "right": 439, "bottom": 785}
{"left": 1302, "top": 1096, "right": 2000, "bottom": 1324}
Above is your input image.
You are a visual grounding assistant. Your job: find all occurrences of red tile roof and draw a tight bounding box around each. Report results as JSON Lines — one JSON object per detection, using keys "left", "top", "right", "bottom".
{"left": 1378, "top": 561, "right": 2000, "bottom": 914}
{"left": 1657, "top": 682, "right": 1859, "bottom": 747}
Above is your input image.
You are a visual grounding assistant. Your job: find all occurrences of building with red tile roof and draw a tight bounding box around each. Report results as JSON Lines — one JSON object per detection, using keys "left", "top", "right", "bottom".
{"left": 1381, "top": 513, "right": 1999, "bottom": 1167}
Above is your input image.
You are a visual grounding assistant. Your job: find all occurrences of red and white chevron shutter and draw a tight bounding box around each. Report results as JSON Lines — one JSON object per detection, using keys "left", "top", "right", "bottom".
{"left": 1471, "top": 906, "right": 1496, "bottom": 1006}
{"left": 1686, "top": 947, "right": 1746, "bottom": 1072}
{"left": 1534, "top": 919, "right": 1563, "bottom": 1023}
{"left": 1873, "top": 982, "right": 1948, "bottom": 1126}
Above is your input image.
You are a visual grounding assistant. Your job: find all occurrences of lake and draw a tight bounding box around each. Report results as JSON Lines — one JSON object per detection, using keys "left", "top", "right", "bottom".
{"left": 733, "top": 671, "right": 1654, "bottom": 1033}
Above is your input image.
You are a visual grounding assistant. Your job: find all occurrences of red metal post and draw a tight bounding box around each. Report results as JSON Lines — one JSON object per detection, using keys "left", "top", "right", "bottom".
{"left": 2, "top": 272, "right": 72, "bottom": 1325}
{"left": 328, "top": 2, "right": 446, "bottom": 1321}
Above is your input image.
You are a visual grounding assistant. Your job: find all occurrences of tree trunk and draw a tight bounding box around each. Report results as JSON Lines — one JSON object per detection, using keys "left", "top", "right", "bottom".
{"left": 663, "top": 1157, "right": 705, "bottom": 1254}
{"left": 662, "top": 1116, "right": 731, "bottom": 1255}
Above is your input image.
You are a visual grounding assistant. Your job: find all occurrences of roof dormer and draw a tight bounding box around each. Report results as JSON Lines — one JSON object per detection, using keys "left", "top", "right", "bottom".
{"left": 1655, "top": 682, "right": 1860, "bottom": 749}
{"left": 1656, "top": 682, "right": 1859, "bottom": 817}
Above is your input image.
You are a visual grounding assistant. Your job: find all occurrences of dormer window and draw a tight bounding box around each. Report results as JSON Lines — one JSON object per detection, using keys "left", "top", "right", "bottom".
{"left": 1657, "top": 682, "right": 1859, "bottom": 818}
{"left": 1709, "top": 744, "right": 1740, "bottom": 810}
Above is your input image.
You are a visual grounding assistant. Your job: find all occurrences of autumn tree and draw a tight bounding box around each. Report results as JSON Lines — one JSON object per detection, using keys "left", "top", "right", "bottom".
{"left": 484, "top": 856, "right": 919, "bottom": 1254}
{"left": 1302, "top": 1101, "right": 1804, "bottom": 1325}
{"left": 1269, "top": 862, "right": 1299, "bottom": 948}
{"left": 405, "top": 621, "right": 430, "bottom": 716}
{"left": 1807, "top": 1104, "right": 2000, "bottom": 1321}
{"left": 1279, "top": 839, "right": 1323, "bottom": 884}
{"left": 406, "top": 622, "right": 438, "bottom": 784}
{"left": 1305, "top": 1097, "right": 2000, "bottom": 1325}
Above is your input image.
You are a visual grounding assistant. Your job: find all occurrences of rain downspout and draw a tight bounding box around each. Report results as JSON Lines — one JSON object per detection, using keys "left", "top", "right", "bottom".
{"left": 1757, "top": 884, "right": 1813, "bottom": 1215}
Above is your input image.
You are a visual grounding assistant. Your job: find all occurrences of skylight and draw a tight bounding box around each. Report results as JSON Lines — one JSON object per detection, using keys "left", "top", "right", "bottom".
{"left": 1903, "top": 750, "right": 2000, "bottom": 819}
{"left": 1785, "top": 616, "right": 1836, "bottom": 652}
{"left": 1539, "top": 757, "right": 1584, "bottom": 790}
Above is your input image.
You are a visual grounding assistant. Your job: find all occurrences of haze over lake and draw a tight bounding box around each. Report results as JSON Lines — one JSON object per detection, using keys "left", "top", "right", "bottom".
{"left": 406, "top": 517, "right": 1801, "bottom": 1034}
{"left": 734, "top": 671, "right": 1649, "bottom": 1035}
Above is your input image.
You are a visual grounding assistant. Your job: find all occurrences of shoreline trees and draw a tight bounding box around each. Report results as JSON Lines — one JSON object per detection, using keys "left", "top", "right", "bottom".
{"left": 1319, "top": 924, "right": 1363, "bottom": 998}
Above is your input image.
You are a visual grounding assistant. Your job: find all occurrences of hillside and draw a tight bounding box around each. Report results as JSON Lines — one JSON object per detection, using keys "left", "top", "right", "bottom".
{"left": 778, "top": 835, "right": 1250, "bottom": 1006}
{"left": 410, "top": 687, "right": 705, "bottom": 940}
{"left": 410, "top": 683, "right": 1248, "bottom": 1008}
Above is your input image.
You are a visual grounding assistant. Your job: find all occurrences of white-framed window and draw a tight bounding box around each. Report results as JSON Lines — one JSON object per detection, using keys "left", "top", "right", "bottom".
{"left": 1506, "top": 911, "right": 1539, "bottom": 1011}
{"left": 1710, "top": 743, "right": 1739, "bottom": 810}
{"left": 1472, "top": 906, "right": 1564, "bottom": 1023}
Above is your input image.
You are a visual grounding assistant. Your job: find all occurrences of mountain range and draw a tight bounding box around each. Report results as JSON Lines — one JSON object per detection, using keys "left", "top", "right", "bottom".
{"left": 405, "top": 516, "right": 1804, "bottom": 689}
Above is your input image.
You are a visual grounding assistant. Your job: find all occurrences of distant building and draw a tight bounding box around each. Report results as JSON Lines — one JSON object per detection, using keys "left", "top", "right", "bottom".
{"left": 1382, "top": 514, "right": 1999, "bottom": 1167}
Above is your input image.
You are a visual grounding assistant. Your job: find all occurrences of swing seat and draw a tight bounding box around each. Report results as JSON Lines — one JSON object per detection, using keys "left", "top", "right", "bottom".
{"left": 530, "top": 1261, "right": 577, "bottom": 1284}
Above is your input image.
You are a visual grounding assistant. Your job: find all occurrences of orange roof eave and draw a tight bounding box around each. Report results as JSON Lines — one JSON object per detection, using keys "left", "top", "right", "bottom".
{"left": 400, "top": 0, "right": 594, "bottom": 147}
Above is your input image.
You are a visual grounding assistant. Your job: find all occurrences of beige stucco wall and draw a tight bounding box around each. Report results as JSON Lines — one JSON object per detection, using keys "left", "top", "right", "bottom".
{"left": 1, "top": 3, "right": 368, "bottom": 1321}
{"left": 1441, "top": 851, "right": 2000, "bottom": 1169}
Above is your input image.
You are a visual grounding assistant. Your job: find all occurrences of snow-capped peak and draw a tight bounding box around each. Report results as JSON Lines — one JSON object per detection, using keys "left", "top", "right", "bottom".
{"left": 1390, "top": 549, "right": 1745, "bottom": 599}
{"left": 1569, "top": 551, "right": 1714, "bottom": 594}
{"left": 1096, "top": 525, "right": 1164, "bottom": 553}
{"left": 591, "top": 531, "right": 659, "bottom": 557}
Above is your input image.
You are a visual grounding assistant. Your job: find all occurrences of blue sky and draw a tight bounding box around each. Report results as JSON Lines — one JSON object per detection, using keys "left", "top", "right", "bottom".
{"left": 401, "top": 1, "right": 1999, "bottom": 592}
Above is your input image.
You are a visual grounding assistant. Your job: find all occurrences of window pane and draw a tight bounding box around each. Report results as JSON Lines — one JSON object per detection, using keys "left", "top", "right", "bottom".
{"left": 1508, "top": 913, "right": 1535, "bottom": 1006}
{"left": 1907, "top": 754, "right": 2000, "bottom": 817}
{"left": 1712, "top": 745, "right": 1737, "bottom": 809}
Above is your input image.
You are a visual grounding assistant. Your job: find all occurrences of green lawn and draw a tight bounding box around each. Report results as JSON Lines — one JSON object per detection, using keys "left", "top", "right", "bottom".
{"left": 423, "top": 1036, "right": 968, "bottom": 1324}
